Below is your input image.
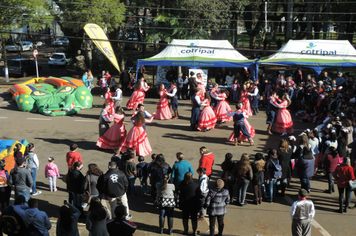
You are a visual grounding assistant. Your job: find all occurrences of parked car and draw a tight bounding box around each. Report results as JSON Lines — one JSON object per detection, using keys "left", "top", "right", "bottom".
{"left": 7, "top": 59, "right": 42, "bottom": 77}
{"left": 48, "top": 53, "right": 72, "bottom": 67}
{"left": 6, "top": 41, "right": 33, "bottom": 52}
{"left": 51, "top": 38, "right": 69, "bottom": 46}
{"left": 35, "top": 41, "right": 43, "bottom": 47}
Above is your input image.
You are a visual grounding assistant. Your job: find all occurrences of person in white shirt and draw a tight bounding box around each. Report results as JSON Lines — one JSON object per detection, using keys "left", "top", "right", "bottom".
{"left": 166, "top": 81, "right": 179, "bottom": 119}
{"left": 247, "top": 82, "right": 260, "bottom": 115}
{"left": 112, "top": 84, "right": 123, "bottom": 108}
{"left": 197, "top": 167, "right": 209, "bottom": 220}
{"left": 225, "top": 70, "right": 235, "bottom": 86}
{"left": 290, "top": 189, "right": 315, "bottom": 236}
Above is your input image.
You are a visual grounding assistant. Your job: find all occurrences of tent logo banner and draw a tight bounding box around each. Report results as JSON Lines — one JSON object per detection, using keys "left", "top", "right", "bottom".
{"left": 180, "top": 48, "right": 215, "bottom": 55}
{"left": 301, "top": 42, "right": 336, "bottom": 56}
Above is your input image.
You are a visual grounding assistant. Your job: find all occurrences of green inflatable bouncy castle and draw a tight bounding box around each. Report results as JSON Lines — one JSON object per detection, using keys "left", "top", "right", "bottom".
{"left": 8, "top": 77, "right": 93, "bottom": 116}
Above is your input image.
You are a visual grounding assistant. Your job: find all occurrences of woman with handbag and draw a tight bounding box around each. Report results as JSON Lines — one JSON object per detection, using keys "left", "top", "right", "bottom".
{"left": 155, "top": 174, "right": 175, "bottom": 235}
{"left": 265, "top": 149, "right": 281, "bottom": 202}
{"left": 82, "top": 164, "right": 103, "bottom": 208}
{"left": 333, "top": 157, "right": 355, "bottom": 213}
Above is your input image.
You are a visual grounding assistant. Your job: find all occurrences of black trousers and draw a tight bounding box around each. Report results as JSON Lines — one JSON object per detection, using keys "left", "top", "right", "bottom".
{"left": 209, "top": 214, "right": 224, "bottom": 236}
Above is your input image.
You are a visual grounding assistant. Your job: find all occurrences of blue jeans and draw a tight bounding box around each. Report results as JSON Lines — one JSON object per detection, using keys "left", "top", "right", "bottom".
{"left": 269, "top": 179, "right": 278, "bottom": 202}
{"left": 159, "top": 207, "right": 173, "bottom": 219}
{"left": 233, "top": 91, "right": 239, "bottom": 102}
{"left": 233, "top": 122, "right": 251, "bottom": 139}
{"left": 300, "top": 177, "right": 310, "bottom": 191}
{"left": 236, "top": 179, "right": 250, "bottom": 203}
{"left": 31, "top": 168, "right": 37, "bottom": 193}
{"left": 15, "top": 189, "right": 30, "bottom": 204}
{"left": 127, "top": 176, "right": 136, "bottom": 195}
{"left": 139, "top": 177, "right": 148, "bottom": 195}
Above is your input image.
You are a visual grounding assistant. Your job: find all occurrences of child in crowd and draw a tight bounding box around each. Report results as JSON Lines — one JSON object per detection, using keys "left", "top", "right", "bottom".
{"left": 44, "top": 157, "right": 60, "bottom": 192}
{"left": 13, "top": 143, "right": 24, "bottom": 164}
{"left": 111, "top": 148, "right": 121, "bottom": 168}
{"left": 136, "top": 156, "right": 148, "bottom": 195}
{"left": 66, "top": 143, "right": 82, "bottom": 169}
{"left": 197, "top": 167, "right": 209, "bottom": 220}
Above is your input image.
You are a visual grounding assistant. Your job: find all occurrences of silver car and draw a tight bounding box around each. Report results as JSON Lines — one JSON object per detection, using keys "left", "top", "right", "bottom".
{"left": 6, "top": 41, "right": 33, "bottom": 52}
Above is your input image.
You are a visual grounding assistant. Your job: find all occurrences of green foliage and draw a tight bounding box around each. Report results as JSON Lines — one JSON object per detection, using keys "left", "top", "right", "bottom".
{"left": 53, "top": 0, "right": 126, "bottom": 35}
{"left": 0, "top": 0, "right": 51, "bottom": 41}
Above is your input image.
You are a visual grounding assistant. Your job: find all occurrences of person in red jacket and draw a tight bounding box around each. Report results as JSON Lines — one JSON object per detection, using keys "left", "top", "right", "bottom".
{"left": 66, "top": 143, "right": 83, "bottom": 169}
{"left": 197, "top": 146, "right": 214, "bottom": 178}
{"left": 333, "top": 157, "right": 355, "bottom": 213}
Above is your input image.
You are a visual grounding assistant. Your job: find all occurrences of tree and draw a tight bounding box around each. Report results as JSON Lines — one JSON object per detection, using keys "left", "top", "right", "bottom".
{"left": 52, "top": 0, "right": 126, "bottom": 69}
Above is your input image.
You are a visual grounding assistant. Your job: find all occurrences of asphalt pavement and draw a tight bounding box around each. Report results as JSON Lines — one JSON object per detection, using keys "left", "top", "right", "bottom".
{"left": 0, "top": 77, "right": 355, "bottom": 235}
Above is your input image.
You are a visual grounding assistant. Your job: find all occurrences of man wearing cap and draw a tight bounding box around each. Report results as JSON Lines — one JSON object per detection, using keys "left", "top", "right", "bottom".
{"left": 290, "top": 189, "right": 315, "bottom": 236}
{"left": 204, "top": 179, "right": 230, "bottom": 236}
{"left": 9, "top": 158, "right": 33, "bottom": 203}
{"left": 336, "top": 72, "right": 345, "bottom": 86}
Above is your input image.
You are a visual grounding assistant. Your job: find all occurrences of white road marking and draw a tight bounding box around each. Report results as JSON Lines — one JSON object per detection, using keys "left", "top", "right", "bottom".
{"left": 27, "top": 118, "right": 52, "bottom": 121}
{"left": 0, "top": 117, "right": 8, "bottom": 119}
{"left": 173, "top": 124, "right": 191, "bottom": 126}
{"left": 74, "top": 120, "right": 97, "bottom": 123}
{"left": 284, "top": 195, "right": 331, "bottom": 236}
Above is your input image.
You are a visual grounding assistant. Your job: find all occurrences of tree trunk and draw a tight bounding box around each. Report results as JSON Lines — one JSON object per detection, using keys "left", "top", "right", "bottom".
{"left": 286, "top": 0, "right": 293, "bottom": 41}
{"left": 306, "top": 0, "right": 313, "bottom": 39}
{"left": 249, "top": 35, "right": 256, "bottom": 49}
{"left": 323, "top": 0, "right": 330, "bottom": 39}
{"left": 314, "top": 0, "right": 321, "bottom": 39}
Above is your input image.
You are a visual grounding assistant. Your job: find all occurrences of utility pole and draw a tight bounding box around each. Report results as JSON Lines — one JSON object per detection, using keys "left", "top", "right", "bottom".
{"left": 2, "top": 40, "right": 9, "bottom": 82}
{"left": 286, "top": 0, "right": 293, "bottom": 41}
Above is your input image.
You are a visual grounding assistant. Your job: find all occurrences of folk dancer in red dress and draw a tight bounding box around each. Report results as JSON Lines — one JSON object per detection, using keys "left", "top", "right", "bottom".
{"left": 97, "top": 106, "right": 127, "bottom": 149}
{"left": 126, "top": 77, "right": 150, "bottom": 110}
{"left": 119, "top": 111, "right": 153, "bottom": 156}
{"left": 196, "top": 73, "right": 206, "bottom": 100}
{"left": 226, "top": 102, "right": 255, "bottom": 146}
{"left": 166, "top": 81, "right": 179, "bottom": 119}
{"left": 228, "top": 107, "right": 255, "bottom": 144}
{"left": 197, "top": 92, "right": 217, "bottom": 132}
{"left": 274, "top": 93, "right": 294, "bottom": 136}
{"left": 104, "top": 87, "right": 115, "bottom": 115}
{"left": 99, "top": 103, "right": 114, "bottom": 137}
{"left": 239, "top": 84, "right": 253, "bottom": 117}
{"left": 214, "top": 89, "right": 233, "bottom": 124}
{"left": 209, "top": 83, "right": 222, "bottom": 107}
{"left": 155, "top": 84, "right": 172, "bottom": 120}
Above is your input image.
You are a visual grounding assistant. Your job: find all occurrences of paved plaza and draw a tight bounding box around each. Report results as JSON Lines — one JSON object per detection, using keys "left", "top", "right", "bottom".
{"left": 1, "top": 88, "right": 355, "bottom": 236}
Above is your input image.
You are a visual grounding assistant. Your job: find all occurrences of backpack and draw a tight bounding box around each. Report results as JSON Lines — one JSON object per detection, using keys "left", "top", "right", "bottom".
{"left": 222, "top": 170, "right": 236, "bottom": 185}
{"left": 136, "top": 162, "right": 147, "bottom": 178}
{"left": 0, "top": 170, "right": 8, "bottom": 187}
{"left": 1, "top": 208, "right": 22, "bottom": 235}
{"left": 271, "top": 159, "right": 282, "bottom": 179}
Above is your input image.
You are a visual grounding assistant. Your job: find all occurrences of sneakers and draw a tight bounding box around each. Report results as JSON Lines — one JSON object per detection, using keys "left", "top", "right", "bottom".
{"left": 125, "top": 214, "right": 132, "bottom": 220}
{"left": 204, "top": 128, "right": 211, "bottom": 132}
{"left": 32, "top": 191, "right": 42, "bottom": 196}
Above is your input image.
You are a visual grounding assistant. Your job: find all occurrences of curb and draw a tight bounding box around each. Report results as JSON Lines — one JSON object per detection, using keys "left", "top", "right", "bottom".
{"left": 0, "top": 85, "right": 12, "bottom": 89}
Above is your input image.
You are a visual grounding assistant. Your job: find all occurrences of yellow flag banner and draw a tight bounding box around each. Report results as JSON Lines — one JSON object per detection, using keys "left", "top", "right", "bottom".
{"left": 84, "top": 23, "right": 120, "bottom": 72}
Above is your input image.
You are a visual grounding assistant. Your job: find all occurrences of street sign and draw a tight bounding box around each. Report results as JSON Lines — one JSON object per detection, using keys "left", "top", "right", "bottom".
{"left": 33, "top": 50, "right": 38, "bottom": 57}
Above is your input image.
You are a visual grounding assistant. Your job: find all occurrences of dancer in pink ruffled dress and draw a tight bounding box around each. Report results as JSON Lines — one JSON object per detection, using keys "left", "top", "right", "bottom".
{"left": 197, "top": 92, "right": 217, "bottom": 132}
{"left": 155, "top": 84, "right": 172, "bottom": 120}
{"left": 126, "top": 77, "right": 150, "bottom": 110}
{"left": 214, "top": 89, "right": 233, "bottom": 123}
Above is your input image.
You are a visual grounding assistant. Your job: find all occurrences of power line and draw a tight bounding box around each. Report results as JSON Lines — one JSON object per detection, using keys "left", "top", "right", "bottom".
{"left": 27, "top": 0, "right": 356, "bottom": 14}
{"left": 1, "top": 30, "right": 355, "bottom": 59}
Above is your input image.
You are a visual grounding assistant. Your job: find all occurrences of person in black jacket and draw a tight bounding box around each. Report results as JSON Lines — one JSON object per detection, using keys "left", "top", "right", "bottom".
{"left": 179, "top": 172, "right": 200, "bottom": 236}
{"left": 67, "top": 161, "right": 84, "bottom": 213}
{"left": 107, "top": 205, "right": 137, "bottom": 236}
{"left": 148, "top": 154, "right": 172, "bottom": 199}
{"left": 98, "top": 161, "right": 130, "bottom": 220}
